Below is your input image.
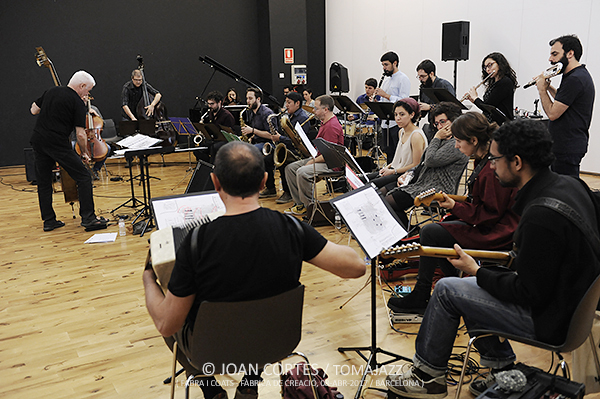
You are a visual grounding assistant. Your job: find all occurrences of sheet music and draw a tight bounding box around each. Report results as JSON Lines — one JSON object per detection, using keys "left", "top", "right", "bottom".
{"left": 332, "top": 185, "right": 406, "bottom": 258}
{"left": 295, "top": 121, "right": 318, "bottom": 158}
{"left": 151, "top": 192, "right": 226, "bottom": 230}
{"left": 116, "top": 134, "right": 163, "bottom": 150}
{"left": 344, "top": 147, "right": 367, "bottom": 176}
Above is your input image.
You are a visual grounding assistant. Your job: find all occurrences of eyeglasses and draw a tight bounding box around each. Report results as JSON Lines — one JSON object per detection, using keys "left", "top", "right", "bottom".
{"left": 484, "top": 61, "right": 496, "bottom": 70}
{"left": 487, "top": 154, "right": 504, "bottom": 165}
{"left": 417, "top": 74, "right": 428, "bottom": 80}
{"left": 433, "top": 119, "right": 449, "bottom": 127}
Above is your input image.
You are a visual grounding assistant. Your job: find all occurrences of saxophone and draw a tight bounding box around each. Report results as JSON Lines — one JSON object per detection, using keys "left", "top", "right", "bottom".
{"left": 263, "top": 112, "right": 300, "bottom": 168}
{"left": 239, "top": 107, "right": 252, "bottom": 142}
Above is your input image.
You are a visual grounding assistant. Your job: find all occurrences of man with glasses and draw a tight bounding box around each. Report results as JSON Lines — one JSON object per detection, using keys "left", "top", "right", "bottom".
{"left": 121, "top": 69, "right": 162, "bottom": 121}
{"left": 385, "top": 119, "right": 600, "bottom": 399}
{"left": 416, "top": 59, "right": 455, "bottom": 113}
{"left": 284, "top": 95, "right": 344, "bottom": 216}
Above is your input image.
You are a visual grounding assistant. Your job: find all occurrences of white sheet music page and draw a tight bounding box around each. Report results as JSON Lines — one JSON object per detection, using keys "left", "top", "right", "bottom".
{"left": 295, "top": 121, "right": 318, "bottom": 158}
{"left": 333, "top": 185, "right": 406, "bottom": 258}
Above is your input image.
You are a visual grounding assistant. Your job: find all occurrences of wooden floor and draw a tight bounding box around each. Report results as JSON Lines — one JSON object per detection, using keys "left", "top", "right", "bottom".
{"left": 1, "top": 153, "right": 599, "bottom": 399}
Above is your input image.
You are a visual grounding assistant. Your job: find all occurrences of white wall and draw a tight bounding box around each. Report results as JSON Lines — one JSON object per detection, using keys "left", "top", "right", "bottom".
{"left": 326, "top": 0, "right": 600, "bottom": 173}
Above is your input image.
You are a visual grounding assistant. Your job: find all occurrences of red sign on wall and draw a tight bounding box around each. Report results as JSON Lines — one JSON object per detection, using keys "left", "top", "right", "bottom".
{"left": 284, "top": 48, "right": 294, "bottom": 64}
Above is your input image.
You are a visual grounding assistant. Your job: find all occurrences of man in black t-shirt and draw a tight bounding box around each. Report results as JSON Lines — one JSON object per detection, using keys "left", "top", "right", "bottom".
{"left": 30, "top": 70, "right": 108, "bottom": 232}
{"left": 536, "top": 34, "right": 595, "bottom": 177}
{"left": 143, "top": 142, "right": 365, "bottom": 399}
{"left": 121, "top": 69, "right": 162, "bottom": 121}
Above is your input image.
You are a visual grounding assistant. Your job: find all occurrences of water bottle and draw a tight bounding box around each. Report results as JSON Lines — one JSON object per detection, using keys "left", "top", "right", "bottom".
{"left": 334, "top": 212, "right": 341, "bottom": 229}
{"left": 118, "top": 218, "right": 126, "bottom": 236}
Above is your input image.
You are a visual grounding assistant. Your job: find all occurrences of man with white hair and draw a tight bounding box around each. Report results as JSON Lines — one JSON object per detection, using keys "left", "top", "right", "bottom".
{"left": 30, "top": 70, "right": 108, "bottom": 232}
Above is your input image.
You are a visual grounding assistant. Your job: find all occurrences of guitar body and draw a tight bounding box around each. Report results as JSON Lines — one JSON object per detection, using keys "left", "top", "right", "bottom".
{"left": 414, "top": 188, "right": 468, "bottom": 207}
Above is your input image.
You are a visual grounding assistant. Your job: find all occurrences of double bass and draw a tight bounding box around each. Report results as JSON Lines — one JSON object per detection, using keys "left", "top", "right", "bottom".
{"left": 134, "top": 55, "right": 177, "bottom": 145}
{"left": 35, "top": 47, "right": 78, "bottom": 205}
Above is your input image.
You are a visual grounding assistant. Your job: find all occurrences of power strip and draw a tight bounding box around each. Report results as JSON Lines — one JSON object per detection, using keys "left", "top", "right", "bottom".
{"left": 390, "top": 311, "right": 423, "bottom": 324}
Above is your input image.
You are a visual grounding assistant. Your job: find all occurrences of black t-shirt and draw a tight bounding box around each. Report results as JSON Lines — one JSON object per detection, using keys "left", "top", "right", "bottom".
{"left": 548, "top": 65, "right": 595, "bottom": 154}
{"left": 31, "top": 86, "right": 87, "bottom": 148}
{"left": 168, "top": 207, "right": 327, "bottom": 326}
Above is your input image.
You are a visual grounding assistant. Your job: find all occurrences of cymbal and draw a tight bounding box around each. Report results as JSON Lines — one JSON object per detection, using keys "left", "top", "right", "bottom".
{"left": 302, "top": 105, "right": 314, "bottom": 113}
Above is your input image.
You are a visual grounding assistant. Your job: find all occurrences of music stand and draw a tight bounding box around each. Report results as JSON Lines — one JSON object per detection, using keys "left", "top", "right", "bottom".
{"left": 421, "top": 88, "right": 468, "bottom": 110}
{"left": 478, "top": 103, "right": 510, "bottom": 125}
{"left": 365, "top": 102, "right": 394, "bottom": 164}
{"left": 126, "top": 146, "right": 175, "bottom": 237}
{"left": 330, "top": 184, "right": 410, "bottom": 399}
{"left": 332, "top": 95, "right": 368, "bottom": 155}
{"left": 170, "top": 117, "right": 199, "bottom": 169}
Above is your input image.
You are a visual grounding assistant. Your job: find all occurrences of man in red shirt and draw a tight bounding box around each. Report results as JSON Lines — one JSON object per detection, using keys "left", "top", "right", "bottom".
{"left": 284, "top": 95, "right": 344, "bottom": 216}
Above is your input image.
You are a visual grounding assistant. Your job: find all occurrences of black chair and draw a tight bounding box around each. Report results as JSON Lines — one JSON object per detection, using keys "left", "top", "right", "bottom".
{"left": 168, "top": 285, "right": 317, "bottom": 399}
{"left": 454, "top": 273, "right": 600, "bottom": 399}
{"left": 101, "top": 118, "right": 119, "bottom": 144}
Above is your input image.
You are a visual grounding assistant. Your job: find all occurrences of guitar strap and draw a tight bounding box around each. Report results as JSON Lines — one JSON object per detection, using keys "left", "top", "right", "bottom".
{"left": 527, "top": 197, "right": 600, "bottom": 260}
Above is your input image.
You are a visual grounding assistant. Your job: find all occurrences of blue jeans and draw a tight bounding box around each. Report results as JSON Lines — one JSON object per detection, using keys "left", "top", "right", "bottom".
{"left": 413, "top": 277, "right": 536, "bottom": 377}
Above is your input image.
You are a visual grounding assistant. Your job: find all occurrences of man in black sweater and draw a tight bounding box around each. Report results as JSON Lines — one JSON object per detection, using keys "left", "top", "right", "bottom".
{"left": 386, "top": 119, "right": 600, "bottom": 399}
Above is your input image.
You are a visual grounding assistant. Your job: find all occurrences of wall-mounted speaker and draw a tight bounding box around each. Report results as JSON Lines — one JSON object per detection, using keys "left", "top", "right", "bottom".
{"left": 329, "top": 62, "right": 349, "bottom": 93}
{"left": 442, "top": 21, "right": 470, "bottom": 61}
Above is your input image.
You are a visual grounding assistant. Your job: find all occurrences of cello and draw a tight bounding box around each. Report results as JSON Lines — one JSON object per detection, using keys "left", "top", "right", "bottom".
{"left": 75, "top": 96, "right": 109, "bottom": 162}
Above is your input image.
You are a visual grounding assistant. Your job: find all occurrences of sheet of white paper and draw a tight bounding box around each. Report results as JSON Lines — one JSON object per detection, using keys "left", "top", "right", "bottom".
{"left": 295, "top": 121, "right": 318, "bottom": 158}
{"left": 333, "top": 186, "right": 406, "bottom": 258}
{"left": 85, "top": 232, "right": 118, "bottom": 244}
{"left": 116, "top": 134, "right": 163, "bottom": 149}
{"left": 151, "top": 192, "right": 226, "bottom": 230}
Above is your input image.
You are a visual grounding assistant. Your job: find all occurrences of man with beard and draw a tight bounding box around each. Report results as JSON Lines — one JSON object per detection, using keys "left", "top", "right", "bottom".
{"left": 121, "top": 69, "right": 162, "bottom": 121}
{"left": 536, "top": 34, "right": 595, "bottom": 177}
{"left": 199, "top": 90, "right": 236, "bottom": 162}
{"left": 385, "top": 119, "right": 600, "bottom": 399}
{"left": 241, "top": 87, "right": 276, "bottom": 197}
{"left": 375, "top": 51, "right": 411, "bottom": 163}
{"left": 417, "top": 59, "right": 455, "bottom": 113}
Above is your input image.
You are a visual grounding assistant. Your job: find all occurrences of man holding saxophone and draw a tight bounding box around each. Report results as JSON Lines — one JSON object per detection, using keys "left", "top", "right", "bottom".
{"left": 265, "top": 91, "right": 312, "bottom": 204}
{"left": 241, "top": 87, "right": 275, "bottom": 196}
{"left": 535, "top": 34, "right": 595, "bottom": 177}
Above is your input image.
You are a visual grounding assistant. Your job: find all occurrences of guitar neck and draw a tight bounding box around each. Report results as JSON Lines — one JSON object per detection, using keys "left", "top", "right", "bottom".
{"left": 381, "top": 245, "right": 511, "bottom": 265}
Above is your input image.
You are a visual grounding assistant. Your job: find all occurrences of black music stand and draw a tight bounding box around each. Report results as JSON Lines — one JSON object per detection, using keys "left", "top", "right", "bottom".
{"left": 170, "top": 117, "right": 199, "bottom": 170}
{"left": 478, "top": 103, "right": 510, "bottom": 125}
{"left": 365, "top": 102, "right": 394, "bottom": 163}
{"left": 126, "top": 146, "right": 175, "bottom": 237}
{"left": 111, "top": 155, "right": 144, "bottom": 214}
{"left": 421, "top": 88, "right": 468, "bottom": 110}
{"left": 330, "top": 184, "right": 410, "bottom": 399}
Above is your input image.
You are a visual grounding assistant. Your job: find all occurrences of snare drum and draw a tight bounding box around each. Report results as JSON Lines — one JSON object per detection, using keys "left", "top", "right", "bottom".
{"left": 343, "top": 122, "right": 356, "bottom": 137}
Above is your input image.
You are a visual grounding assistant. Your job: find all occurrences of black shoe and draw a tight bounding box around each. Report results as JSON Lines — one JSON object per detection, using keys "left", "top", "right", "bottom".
{"left": 259, "top": 187, "right": 277, "bottom": 198}
{"left": 275, "top": 191, "right": 293, "bottom": 204}
{"left": 43, "top": 220, "right": 65, "bottom": 232}
{"left": 387, "top": 290, "right": 430, "bottom": 314}
{"left": 81, "top": 216, "right": 108, "bottom": 231}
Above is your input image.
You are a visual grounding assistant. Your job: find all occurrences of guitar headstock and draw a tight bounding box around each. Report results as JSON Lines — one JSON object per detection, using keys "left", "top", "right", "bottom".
{"left": 35, "top": 47, "right": 50, "bottom": 68}
{"left": 380, "top": 243, "right": 423, "bottom": 259}
{"left": 414, "top": 188, "right": 443, "bottom": 207}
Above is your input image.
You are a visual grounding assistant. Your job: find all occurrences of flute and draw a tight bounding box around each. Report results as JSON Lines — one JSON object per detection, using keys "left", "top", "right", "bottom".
{"left": 460, "top": 71, "right": 495, "bottom": 102}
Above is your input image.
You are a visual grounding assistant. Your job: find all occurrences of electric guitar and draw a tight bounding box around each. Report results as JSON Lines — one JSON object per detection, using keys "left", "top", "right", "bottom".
{"left": 414, "top": 188, "right": 468, "bottom": 207}
{"left": 380, "top": 243, "right": 513, "bottom": 266}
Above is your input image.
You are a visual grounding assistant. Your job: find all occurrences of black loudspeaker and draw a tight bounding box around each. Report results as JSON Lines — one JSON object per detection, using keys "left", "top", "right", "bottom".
{"left": 24, "top": 148, "right": 36, "bottom": 183}
{"left": 185, "top": 160, "right": 215, "bottom": 193}
{"left": 442, "top": 21, "right": 470, "bottom": 61}
{"left": 329, "top": 62, "right": 349, "bottom": 93}
{"left": 306, "top": 201, "right": 339, "bottom": 227}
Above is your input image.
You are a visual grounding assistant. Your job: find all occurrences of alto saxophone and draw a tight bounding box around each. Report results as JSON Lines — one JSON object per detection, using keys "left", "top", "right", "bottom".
{"left": 239, "top": 107, "right": 252, "bottom": 142}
